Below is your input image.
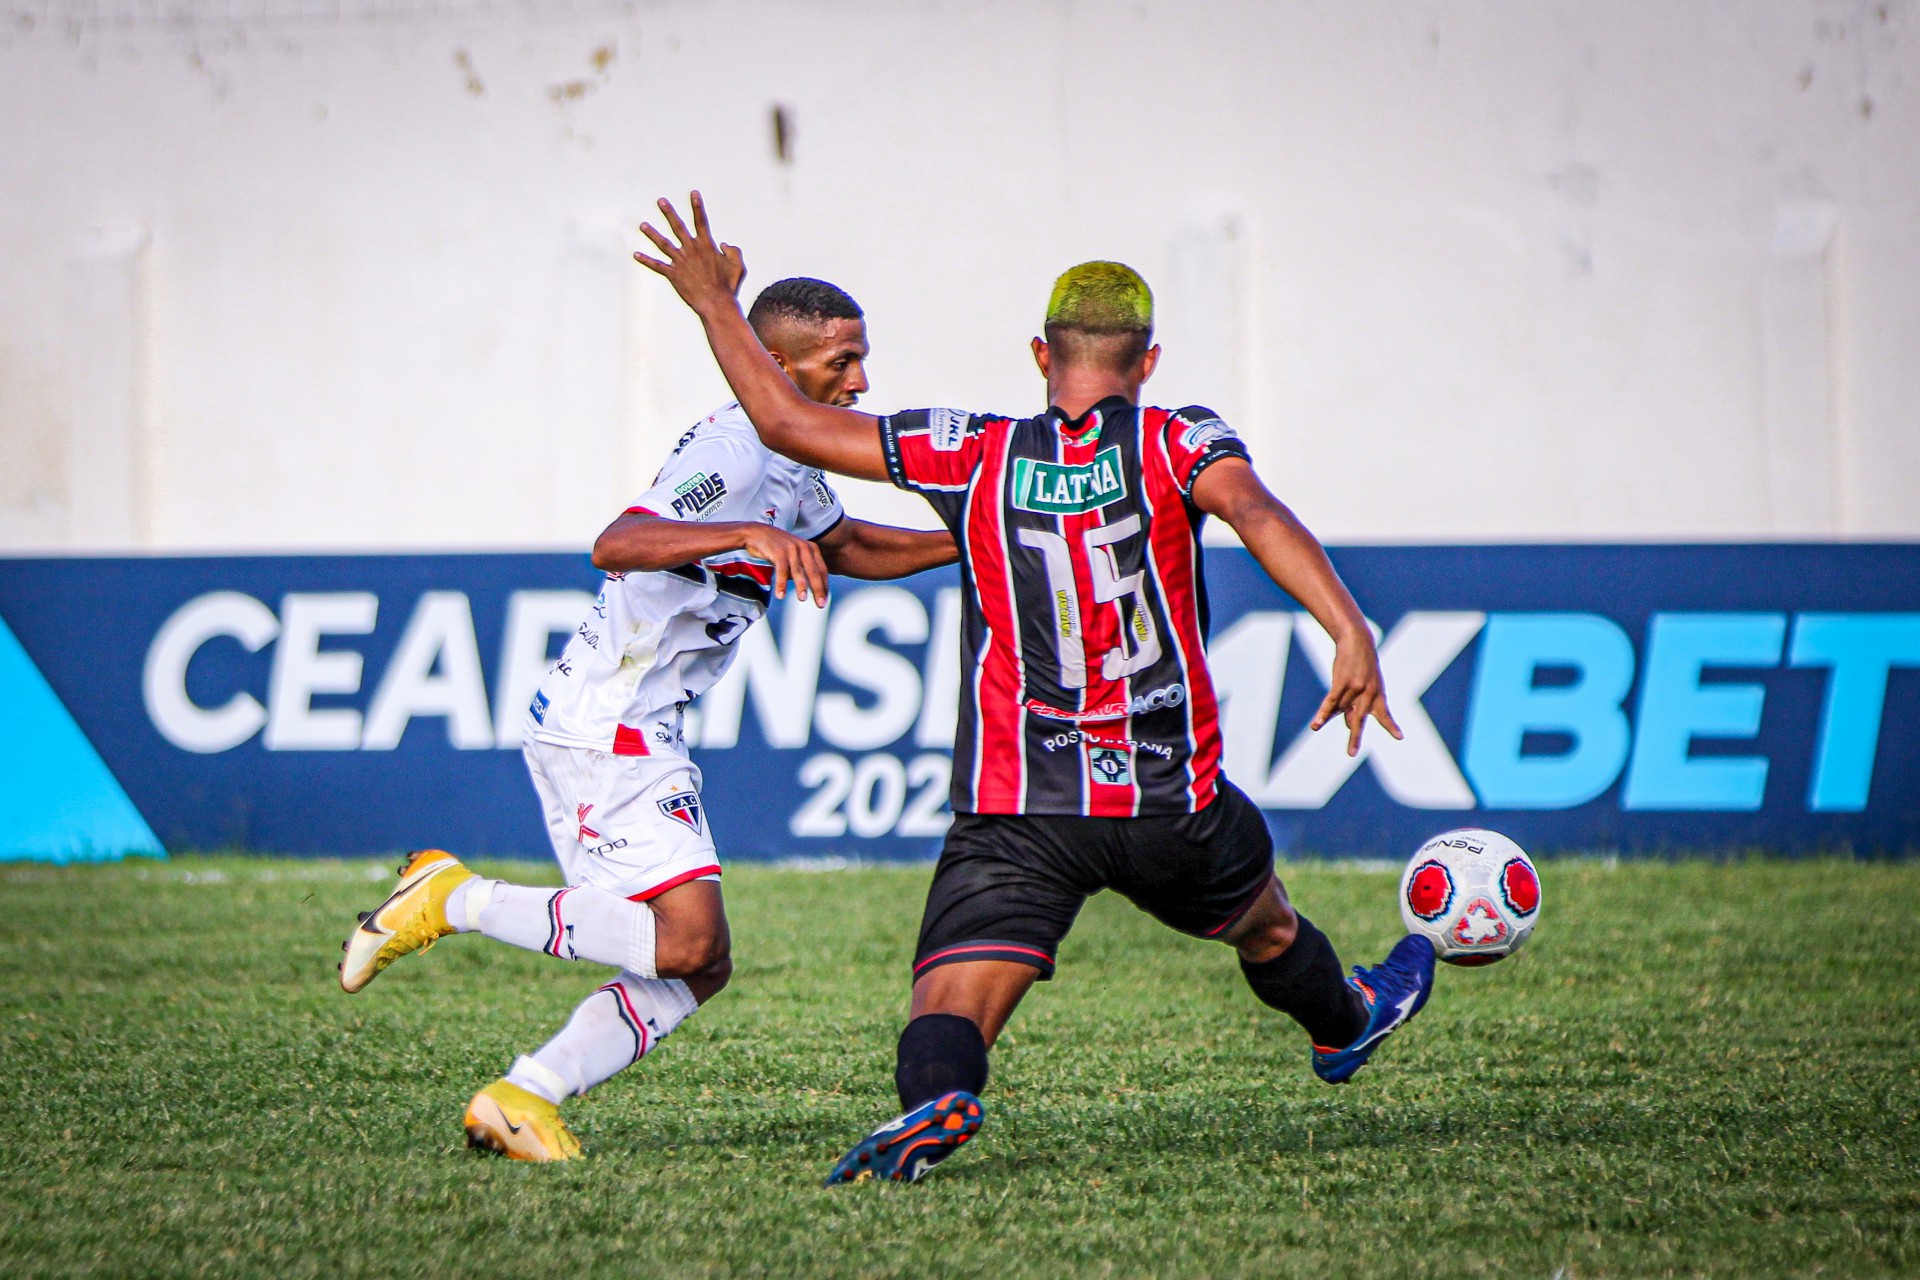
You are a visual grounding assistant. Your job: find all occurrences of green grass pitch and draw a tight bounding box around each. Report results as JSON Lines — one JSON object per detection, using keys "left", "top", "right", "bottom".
{"left": 2, "top": 856, "right": 1916, "bottom": 1278}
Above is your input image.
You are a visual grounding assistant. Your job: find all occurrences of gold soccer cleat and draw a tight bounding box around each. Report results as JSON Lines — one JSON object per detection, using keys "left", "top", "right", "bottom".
{"left": 338, "top": 849, "right": 475, "bottom": 993}
{"left": 464, "top": 1080, "right": 583, "bottom": 1162}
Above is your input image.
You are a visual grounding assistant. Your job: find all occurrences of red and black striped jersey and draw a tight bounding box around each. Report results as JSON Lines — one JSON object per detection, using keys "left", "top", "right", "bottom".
{"left": 879, "top": 395, "right": 1250, "bottom": 816}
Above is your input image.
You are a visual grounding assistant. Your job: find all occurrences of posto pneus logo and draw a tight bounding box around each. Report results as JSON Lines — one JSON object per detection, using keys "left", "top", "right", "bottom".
{"left": 670, "top": 471, "right": 728, "bottom": 518}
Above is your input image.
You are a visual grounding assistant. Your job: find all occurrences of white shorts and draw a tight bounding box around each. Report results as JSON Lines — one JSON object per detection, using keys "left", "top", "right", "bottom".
{"left": 521, "top": 740, "right": 721, "bottom": 900}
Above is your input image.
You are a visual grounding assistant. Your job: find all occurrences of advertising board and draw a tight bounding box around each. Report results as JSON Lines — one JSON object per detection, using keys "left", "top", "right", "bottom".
{"left": 2, "top": 545, "right": 1915, "bottom": 861}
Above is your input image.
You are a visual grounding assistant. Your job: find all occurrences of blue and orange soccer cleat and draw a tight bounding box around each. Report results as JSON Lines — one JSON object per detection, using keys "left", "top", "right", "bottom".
{"left": 1311, "top": 933, "right": 1438, "bottom": 1084}
{"left": 824, "top": 1091, "right": 984, "bottom": 1185}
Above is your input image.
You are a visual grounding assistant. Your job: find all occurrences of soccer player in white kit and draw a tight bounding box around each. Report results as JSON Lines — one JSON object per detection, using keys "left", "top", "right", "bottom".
{"left": 338, "top": 278, "right": 957, "bottom": 1160}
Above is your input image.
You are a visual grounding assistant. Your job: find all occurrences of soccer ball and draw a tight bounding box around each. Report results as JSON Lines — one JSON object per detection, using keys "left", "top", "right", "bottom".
{"left": 1399, "top": 828, "right": 1540, "bottom": 966}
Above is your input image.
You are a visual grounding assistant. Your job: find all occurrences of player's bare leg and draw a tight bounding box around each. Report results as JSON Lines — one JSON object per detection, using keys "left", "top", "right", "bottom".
{"left": 907, "top": 959, "right": 1038, "bottom": 1048}
{"left": 1223, "top": 873, "right": 1436, "bottom": 1084}
{"left": 1219, "top": 875, "right": 1366, "bottom": 1048}
{"left": 642, "top": 878, "right": 733, "bottom": 1001}
{"left": 1218, "top": 874, "right": 1300, "bottom": 961}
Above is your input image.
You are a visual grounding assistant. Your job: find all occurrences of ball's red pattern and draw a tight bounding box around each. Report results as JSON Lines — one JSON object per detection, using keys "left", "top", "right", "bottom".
{"left": 1501, "top": 858, "right": 1541, "bottom": 915}
{"left": 1406, "top": 860, "right": 1454, "bottom": 921}
{"left": 1449, "top": 897, "right": 1510, "bottom": 947}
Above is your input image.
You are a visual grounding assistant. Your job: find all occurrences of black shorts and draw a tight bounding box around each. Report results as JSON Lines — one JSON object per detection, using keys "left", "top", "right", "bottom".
{"left": 912, "top": 779, "right": 1275, "bottom": 982}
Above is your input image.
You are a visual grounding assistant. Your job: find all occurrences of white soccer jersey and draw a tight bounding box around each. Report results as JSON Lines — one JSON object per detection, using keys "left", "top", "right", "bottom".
{"left": 527, "top": 401, "right": 845, "bottom": 757}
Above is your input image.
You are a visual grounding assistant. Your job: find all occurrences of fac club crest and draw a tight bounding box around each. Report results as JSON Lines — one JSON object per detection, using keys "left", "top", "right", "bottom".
{"left": 657, "top": 791, "right": 703, "bottom": 833}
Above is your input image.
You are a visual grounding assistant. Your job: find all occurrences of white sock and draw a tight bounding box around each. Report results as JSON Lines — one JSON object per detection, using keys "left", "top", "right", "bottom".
{"left": 457, "top": 881, "right": 660, "bottom": 977}
{"left": 506, "top": 973, "right": 700, "bottom": 1101}
{"left": 445, "top": 877, "right": 490, "bottom": 932}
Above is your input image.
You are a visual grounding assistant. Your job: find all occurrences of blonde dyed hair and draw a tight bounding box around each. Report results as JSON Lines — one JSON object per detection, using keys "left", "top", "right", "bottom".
{"left": 1045, "top": 261, "right": 1153, "bottom": 333}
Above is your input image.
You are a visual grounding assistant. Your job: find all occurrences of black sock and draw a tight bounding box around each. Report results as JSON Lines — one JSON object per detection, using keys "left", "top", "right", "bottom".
{"left": 1240, "top": 914, "right": 1368, "bottom": 1049}
{"left": 894, "top": 1013, "right": 989, "bottom": 1111}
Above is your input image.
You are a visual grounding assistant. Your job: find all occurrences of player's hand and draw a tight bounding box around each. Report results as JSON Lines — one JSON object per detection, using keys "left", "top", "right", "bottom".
{"left": 1310, "top": 634, "right": 1403, "bottom": 757}
{"left": 633, "top": 192, "right": 747, "bottom": 315}
{"left": 739, "top": 523, "right": 829, "bottom": 607}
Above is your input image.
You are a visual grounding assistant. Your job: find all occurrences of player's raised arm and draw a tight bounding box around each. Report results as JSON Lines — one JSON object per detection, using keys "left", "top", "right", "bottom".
{"left": 591, "top": 513, "right": 829, "bottom": 605}
{"left": 1191, "top": 457, "right": 1402, "bottom": 757}
{"left": 814, "top": 517, "right": 959, "bottom": 580}
{"left": 633, "top": 193, "right": 890, "bottom": 483}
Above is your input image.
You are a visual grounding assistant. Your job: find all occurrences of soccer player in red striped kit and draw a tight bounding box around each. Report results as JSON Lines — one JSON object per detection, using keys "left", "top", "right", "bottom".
{"left": 636, "top": 193, "right": 1442, "bottom": 1184}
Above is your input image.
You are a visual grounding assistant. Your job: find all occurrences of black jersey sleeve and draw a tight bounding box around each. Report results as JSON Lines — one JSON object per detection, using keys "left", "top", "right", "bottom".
{"left": 877, "top": 408, "right": 989, "bottom": 527}
{"left": 1163, "top": 405, "right": 1251, "bottom": 497}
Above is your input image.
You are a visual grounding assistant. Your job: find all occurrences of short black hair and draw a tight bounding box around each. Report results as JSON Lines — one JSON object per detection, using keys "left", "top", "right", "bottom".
{"left": 1042, "top": 322, "right": 1153, "bottom": 372}
{"left": 747, "top": 277, "right": 863, "bottom": 340}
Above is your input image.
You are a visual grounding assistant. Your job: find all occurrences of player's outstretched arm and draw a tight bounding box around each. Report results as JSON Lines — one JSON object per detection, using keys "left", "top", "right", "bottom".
{"left": 815, "top": 518, "right": 959, "bottom": 581}
{"left": 632, "top": 193, "right": 890, "bottom": 484}
{"left": 1191, "top": 458, "right": 1402, "bottom": 756}
{"left": 592, "top": 513, "right": 829, "bottom": 605}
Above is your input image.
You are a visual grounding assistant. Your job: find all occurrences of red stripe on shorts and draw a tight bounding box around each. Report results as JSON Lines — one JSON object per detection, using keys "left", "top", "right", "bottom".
{"left": 626, "top": 864, "right": 722, "bottom": 902}
{"left": 912, "top": 942, "right": 1055, "bottom": 974}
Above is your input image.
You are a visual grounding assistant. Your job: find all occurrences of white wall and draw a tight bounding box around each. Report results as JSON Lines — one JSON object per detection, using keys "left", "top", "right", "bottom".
{"left": 2, "top": 0, "right": 1915, "bottom": 552}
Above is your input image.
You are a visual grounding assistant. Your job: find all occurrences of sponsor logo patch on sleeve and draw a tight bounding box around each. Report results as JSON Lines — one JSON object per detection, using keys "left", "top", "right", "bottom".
{"left": 670, "top": 471, "right": 729, "bottom": 518}
{"left": 1179, "top": 416, "right": 1238, "bottom": 451}
{"left": 928, "top": 407, "right": 970, "bottom": 452}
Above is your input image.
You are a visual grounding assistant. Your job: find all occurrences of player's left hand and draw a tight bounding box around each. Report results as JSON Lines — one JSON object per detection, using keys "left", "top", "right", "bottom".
{"left": 1311, "top": 636, "right": 1403, "bottom": 757}
{"left": 633, "top": 192, "right": 747, "bottom": 314}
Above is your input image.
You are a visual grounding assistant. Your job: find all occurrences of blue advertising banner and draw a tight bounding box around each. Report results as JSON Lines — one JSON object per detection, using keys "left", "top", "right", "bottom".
{"left": 1, "top": 545, "right": 1916, "bottom": 862}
